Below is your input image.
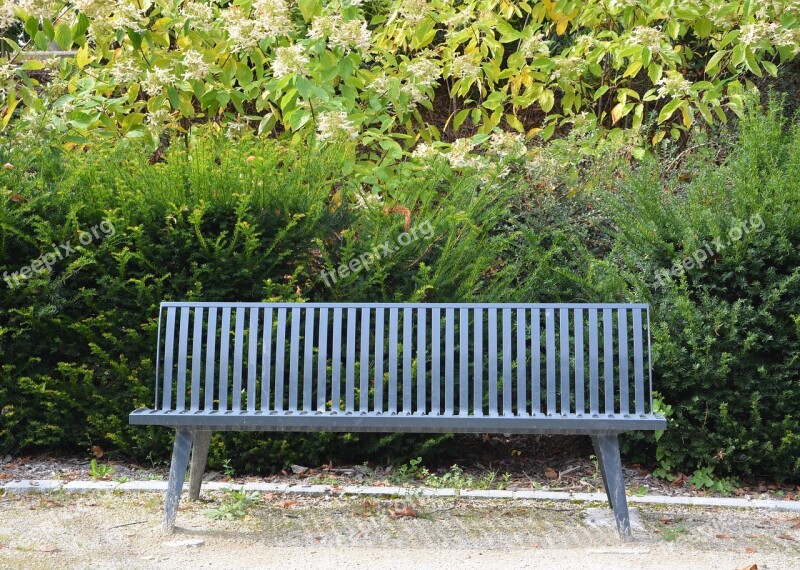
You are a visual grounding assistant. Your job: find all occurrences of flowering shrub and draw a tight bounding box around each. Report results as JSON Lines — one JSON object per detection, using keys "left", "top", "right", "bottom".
{"left": 0, "top": 0, "right": 796, "bottom": 160}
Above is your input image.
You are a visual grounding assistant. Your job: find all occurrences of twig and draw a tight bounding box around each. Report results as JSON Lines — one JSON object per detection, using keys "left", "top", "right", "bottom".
{"left": 109, "top": 520, "right": 148, "bottom": 529}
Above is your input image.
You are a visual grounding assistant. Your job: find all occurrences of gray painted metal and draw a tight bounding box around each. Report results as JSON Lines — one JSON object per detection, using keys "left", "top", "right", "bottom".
{"left": 134, "top": 301, "right": 665, "bottom": 535}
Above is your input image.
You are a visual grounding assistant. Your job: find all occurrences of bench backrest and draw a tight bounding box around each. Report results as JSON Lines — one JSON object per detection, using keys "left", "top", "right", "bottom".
{"left": 153, "top": 302, "right": 654, "bottom": 418}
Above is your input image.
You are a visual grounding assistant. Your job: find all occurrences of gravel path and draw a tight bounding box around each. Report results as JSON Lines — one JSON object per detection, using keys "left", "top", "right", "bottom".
{"left": 1, "top": 490, "right": 798, "bottom": 569}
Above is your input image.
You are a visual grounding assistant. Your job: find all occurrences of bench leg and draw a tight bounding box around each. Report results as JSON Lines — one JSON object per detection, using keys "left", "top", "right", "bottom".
{"left": 164, "top": 427, "right": 193, "bottom": 533}
{"left": 591, "top": 434, "right": 631, "bottom": 538}
{"left": 188, "top": 430, "right": 212, "bottom": 501}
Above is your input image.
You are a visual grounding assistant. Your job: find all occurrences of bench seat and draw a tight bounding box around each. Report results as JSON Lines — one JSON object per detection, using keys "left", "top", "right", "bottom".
{"left": 130, "top": 409, "right": 664, "bottom": 433}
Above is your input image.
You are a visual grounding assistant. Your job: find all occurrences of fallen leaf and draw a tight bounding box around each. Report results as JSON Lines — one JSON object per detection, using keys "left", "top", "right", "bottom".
{"left": 778, "top": 534, "right": 795, "bottom": 541}
{"left": 263, "top": 493, "right": 275, "bottom": 501}
{"left": 744, "top": 547, "right": 757, "bottom": 554}
{"left": 92, "top": 446, "right": 104, "bottom": 459}
{"left": 716, "top": 533, "right": 735, "bottom": 539}
{"left": 10, "top": 194, "right": 21, "bottom": 202}
{"left": 39, "top": 545, "right": 59, "bottom": 553}
{"left": 737, "top": 564, "right": 757, "bottom": 570}
{"left": 659, "top": 517, "right": 676, "bottom": 525}
{"left": 279, "top": 500, "right": 298, "bottom": 509}
{"left": 389, "top": 506, "right": 418, "bottom": 518}
{"left": 544, "top": 468, "right": 558, "bottom": 479}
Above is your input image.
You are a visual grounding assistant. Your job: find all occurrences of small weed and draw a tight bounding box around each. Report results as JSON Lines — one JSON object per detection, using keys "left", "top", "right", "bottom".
{"left": 389, "top": 457, "right": 428, "bottom": 485}
{"left": 688, "top": 466, "right": 736, "bottom": 494}
{"left": 204, "top": 488, "right": 260, "bottom": 521}
{"left": 113, "top": 476, "right": 131, "bottom": 484}
{"left": 308, "top": 475, "right": 339, "bottom": 485}
{"left": 660, "top": 522, "right": 687, "bottom": 542}
{"left": 629, "top": 485, "right": 649, "bottom": 496}
{"left": 221, "top": 459, "right": 236, "bottom": 479}
{"left": 89, "top": 459, "right": 115, "bottom": 481}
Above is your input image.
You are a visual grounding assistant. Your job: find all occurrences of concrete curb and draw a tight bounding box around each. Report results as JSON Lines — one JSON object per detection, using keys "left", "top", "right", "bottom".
{"left": 3, "top": 479, "right": 800, "bottom": 511}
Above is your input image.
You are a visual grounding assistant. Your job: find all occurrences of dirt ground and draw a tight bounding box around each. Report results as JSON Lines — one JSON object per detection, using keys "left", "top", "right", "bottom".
{"left": 0, "top": 490, "right": 798, "bottom": 570}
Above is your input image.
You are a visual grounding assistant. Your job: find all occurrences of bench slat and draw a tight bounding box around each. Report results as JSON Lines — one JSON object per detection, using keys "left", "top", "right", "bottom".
{"left": 589, "top": 308, "right": 599, "bottom": 416}
{"left": 316, "top": 307, "right": 328, "bottom": 412}
{"left": 633, "top": 308, "right": 645, "bottom": 415}
{"left": 460, "top": 308, "right": 469, "bottom": 416}
{"left": 531, "top": 309, "right": 540, "bottom": 414}
{"left": 162, "top": 307, "right": 176, "bottom": 410}
{"left": 545, "top": 309, "right": 555, "bottom": 415}
{"left": 473, "top": 308, "right": 483, "bottom": 417}
{"left": 516, "top": 308, "right": 527, "bottom": 417}
{"left": 559, "top": 308, "right": 570, "bottom": 415}
{"left": 403, "top": 308, "right": 413, "bottom": 414}
{"left": 304, "top": 308, "right": 316, "bottom": 412}
{"left": 220, "top": 308, "right": 232, "bottom": 411}
{"left": 502, "top": 308, "right": 512, "bottom": 416}
{"left": 431, "top": 307, "right": 441, "bottom": 415}
{"left": 289, "top": 308, "right": 302, "bottom": 411}
{"left": 191, "top": 307, "right": 203, "bottom": 412}
{"left": 418, "top": 308, "right": 427, "bottom": 414}
{"left": 176, "top": 307, "right": 190, "bottom": 412}
{"left": 374, "top": 308, "right": 384, "bottom": 413}
{"left": 618, "top": 308, "right": 629, "bottom": 416}
{"left": 444, "top": 308, "right": 455, "bottom": 415}
{"left": 332, "top": 308, "right": 343, "bottom": 412}
{"left": 603, "top": 308, "right": 614, "bottom": 414}
{"left": 574, "top": 308, "right": 584, "bottom": 416}
{"left": 248, "top": 308, "right": 259, "bottom": 412}
{"left": 388, "top": 308, "right": 398, "bottom": 414}
{"left": 232, "top": 308, "right": 245, "bottom": 411}
{"left": 359, "top": 308, "right": 370, "bottom": 412}
{"left": 487, "top": 308, "right": 498, "bottom": 417}
{"left": 274, "top": 308, "right": 286, "bottom": 411}
{"left": 205, "top": 308, "right": 217, "bottom": 411}
{"left": 260, "top": 307, "right": 273, "bottom": 412}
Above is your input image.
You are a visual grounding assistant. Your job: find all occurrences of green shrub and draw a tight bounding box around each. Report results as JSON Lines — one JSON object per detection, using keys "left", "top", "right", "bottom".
{"left": 0, "top": 128, "right": 512, "bottom": 470}
{"left": 607, "top": 100, "right": 800, "bottom": 482}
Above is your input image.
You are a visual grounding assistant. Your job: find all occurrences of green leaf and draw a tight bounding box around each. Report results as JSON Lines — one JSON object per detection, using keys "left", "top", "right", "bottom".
{"left": 761, "top": 60, "right": 778, "bottom": 77}
{"left": 54, "top": 22, "right": 72, "bottom": 50}
{"left": 19, "top": 59, "right": 45, "bottom": 70}
{"left": 657, "top": 98, "right": 682, "bottom": 124}
{"left": 505, "top": 113, "right": 524, "bottom": 133}
{"left": 298, "top": 0, "right": 321, "bottom": 22}
{"left": 453, "top": 108, "right": 470, "bottom": 131}
{"left": 648, "top": 64, "right": 663, "bottom": 85}
{"left": 33, "top": 31, "right": 50, "bottom": 51}
{"left": 539, "top": 89, "right": 555, "bottom": 113}
{"left": 41, "top": 18, "right": 54, "bottom": 41}
{"left": 593, "top": 85, "right": 610, "bottom": 101}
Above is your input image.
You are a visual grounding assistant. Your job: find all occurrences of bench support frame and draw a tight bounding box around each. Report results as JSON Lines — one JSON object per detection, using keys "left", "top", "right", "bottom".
{"left": 163, "top": 428, "right": 633, "bottom": 537}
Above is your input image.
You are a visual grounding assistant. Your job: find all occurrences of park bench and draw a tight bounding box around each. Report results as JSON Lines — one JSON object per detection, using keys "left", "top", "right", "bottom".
{"left": 130, "top": 301, "right": 666, "bottom": 536}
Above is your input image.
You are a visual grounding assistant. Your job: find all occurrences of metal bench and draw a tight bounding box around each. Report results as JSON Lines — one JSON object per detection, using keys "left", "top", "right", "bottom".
{"left": 130, "top": 302, "right": 666, "bottom": 535}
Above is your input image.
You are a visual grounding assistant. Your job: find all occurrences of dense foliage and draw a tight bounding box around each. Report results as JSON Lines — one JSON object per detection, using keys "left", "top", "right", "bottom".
{"left": 1, "top": 0, "right": 799, "bottom": 165}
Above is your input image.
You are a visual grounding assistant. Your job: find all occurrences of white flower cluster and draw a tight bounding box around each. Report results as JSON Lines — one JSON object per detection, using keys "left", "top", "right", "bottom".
{"left": 447, "top": 138, "right": 479, "bottom": 169}
{"left": 309, "top": 12, "right": 371, "bottom": 55}
{"left": 607, "top": 0, "right": 639, "bottom": 11}
{"left": 550, "top": 56, "right": 587, "bottom": 82}
{"left": 656, "top": 72, "right": 692, "bottom": 98}
{"left": 405, "top": 57, "right": 441, "bottom": 88}
{"left": 180, "top": 1, "right": 216, "bottom": 34}
{"left": 443, "top": 8, "right": 471, "bottom": 28}
{"left": 224, "top": 0, "right": 293, "bottom": 53}
{"left": 316, "top": 111, "right": 358, "bottom": 143}
{"left": 0, "top": 1, "right": 19, "bottom": 30}
{"left": 398, "top": 0, "right": 430, "bottom": 25}
{"left": 15, "top": 0, "right": 57, "bottom": 20}
{"left": 450, "top": 54, "right": 480, "bottom": 80}
{"left": 739, "top": 21, "right": 799, "bottom": 51}
{"left": 520, "top": 33, "right": 550, "bottom": 58}
{"left": 71, "top": 0, "right": 149, "bottom": 38}
{"left": 182, "top": 49, "right": 210, "bottom": 81}
{"left": 626, "top": 26, "right": 663, "bottom": 54}
{"left": 272, "top": 43, "right": 309, "bottom": 79}
{"left": 109, "top": 56, "right": 141, "bottom": 84}
{"left": 142, "top": 65, "right": 177, "bottom": 97}
{"left": 487, "top": 130, "right": 527, "bottom": 161}
{"left": 411, "top": 142, "right": 440, "bottom": 160}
